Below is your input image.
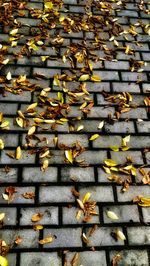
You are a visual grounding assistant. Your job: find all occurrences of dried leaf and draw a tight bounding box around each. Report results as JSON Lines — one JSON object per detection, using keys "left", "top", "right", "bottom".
{"left": 79, "top": 74, "right": 89, "bottom": 81}
{"left": 0, "top": 213, "right": 5, "bottom": 221}
{"left": 22, "top": 192, "right": 35, "bottom": 199}
{"left": 28, "top": 126, "right": 36, "bottom": 136}
{"left": 39, "top": 236, "right": 53, "bottom": 245}
{"left": 91, "top": 75, "right": 101, "bottom": 82}
{"left": 76, "top": 199, "right": 84, "bottom": 210}
{"left": 110, "top": 146, "right": 119, "bottom": 152}
{"left": 31, "top": 213, "right": 43, "bottom": 222}
{"left": 26, "top": 103, "right": 37, "bottom": 112}
{"left": 77, "top": 125, "right": 84, "bottom": 131}
{"left": 65, "top": 150, "right": 73, "bottom": 164}
{"left": 41, "top": 159, "right": 49, "bottom": 171}
{"left": 33, "top": 224, "right": 43, "bottom": 231}
{"left": 71, "top": 253, "right": 79, "bottom": 266}
{"left": 98, "top": 121, "right": 104, "bottom": 129}
{"left": 10, "top": 28, "right": 18, "bottom": 36}
{"left": 16, "top": 146, "right": 22, "bottom": 160}
{"left": 116, "top": 230, "right": 126, "bottom": 240}
{"left": 111, "top": 254, "right": 121, "bottom": 266}
{"left": 6, "top": 72, "right": 12, "bottom": 81}
{"left": 44, "top": 1, "right": 53, "bottom": 10}
{"left": 82, "top": 192, "right": 91, "bottom": 204}
{"left": 89, "top": 134, "right": 100, "bottom": 141}
{"left": 0, "top": 139, "right": 4, "bottom": 150}
{"left": 107, "top": 211, "right": 119, "bottom": 220}
{"left": 16, "top": 117, "right": 24, "bottom": 128}
{"left": 104, "top": 159, "right": 118, "bottom": 167}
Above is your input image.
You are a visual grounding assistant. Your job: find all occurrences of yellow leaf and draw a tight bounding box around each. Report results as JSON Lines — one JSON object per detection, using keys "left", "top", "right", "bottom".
{"left": 41, "top": 56, "right": 49, "bottom": 62}
{"left": 16, "top": 117, "right": 24, "bottom": 128}
{"left": 44, "top": 1, "right": 53, "bottom": 10}
{"left": 98, "top": 121, "right": 104, "bottom": 129}
{"left": 110, "top": 146, "right": 119, "bottom": 152}
{"left": 121, "top": 146, "right": 130, "bottom": 151}
{"left": 89, "top": 134, "right": 100, "bottom": 141}
{"left": 39, "top": 236, "right": 53, "bottom": 245}
{"left": 116, "top": 230, "right": 126, "bottom": 240}
{"left": 0, "top": 213, "right": 5, "bottom": 221}
{"left": 103, "top": 166, "right": 111, "bottom": 174}
{"left": 65, "top": 150, "right": 73, "bottom": 164}
{"left": 28, "top": 126, "right": 36, "bottom": 136}
{"left": 33, "top": 224, "right": 43, "bottom": 231}
{"left": 91, "top": 75, "right": 101, "bottom": 82}
{"left": 10, "top": 28, "right": 18, "bottom": 36}
{"left": 0, "top": 256, "right": 8, "bottom": 266}
{"left": 0, "top": 139, "right": 4, "bottom": 150}
{"left": 76, "top": 199, "right": 84, "bottom": 210}
{"left": 104, "top": 159, "right": 118, "bottom": 167}
{"left": 31, "top": 213, "right": 43, "bottom": 222}
{"left": 79, "top": 74, "right": 89, "bottom": 81}
{"left": 122, "top": 135, "right": 130, "bottom": 146}
{"left": 2, "top": 59, "right": 9, "bottom": 65}
{"left": 26, "top": 102, "right": 37, "bottom": 112}
{"left": 77, "top": 125, "right": 84, "bottom": 131}
{"left": 6, "top": 72, "right": 12, "bottom": 81}
{"left": 41, "top": 159, "right": 49, "bottom": 172}
{"left": 138, "top": 196, "right": 150, "bottom": 207}
{"left": 16, "top": 146, "right": 22, "bottom": 160}
{"left": 82, "top": 192, "right": 91, "bottom": 204}
{"left": 0, "top": 120, "right": 9, "bottom": 129}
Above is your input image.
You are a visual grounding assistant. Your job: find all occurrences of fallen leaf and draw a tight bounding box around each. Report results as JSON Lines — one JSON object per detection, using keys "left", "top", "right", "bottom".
{"left": 107, "top": 211, "right": 119, "bottom": 220}
{"left": 0, "top": 139, "right": 4, "bottom": 150}
{"left": 104, "top": 159, "right": 118, "bottom": 167}
{"left": 79, "top": 74, "right": 89, "bottom": 81}
{"left": 0, "top": 256, "right": 8, "bottom": 266}
{"left": 31, "top": 213, "right": 43, "bottom": 222}
{"left": 6, "top": 72, "right": 12, "bottom": 81}
{"left": 0, "top": 213, "right": 5, "bottom": 221}
{"left": 116, "top": 230, "right": 126, "bottom": 240}
{"left": 65, "top": 150, "right": 73, "bottom": 164}
{"left": 16, "top": 146, "right": 22, "bottom": 160}
{"left": 39, "top": 236, "right": 54, "bottom": 245}
{"left": 89, "top": 134, "right": 100, "bottom": 141}
{"left": 22, "top": 192, "right": 35, "bottom": 199}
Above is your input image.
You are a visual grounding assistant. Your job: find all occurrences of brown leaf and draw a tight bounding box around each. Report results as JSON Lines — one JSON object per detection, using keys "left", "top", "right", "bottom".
{"left": 31, "top": 213, "right": 44, "bottom": 222}
{"left": 22, "top": 192, "right": 35, "bottom": 199}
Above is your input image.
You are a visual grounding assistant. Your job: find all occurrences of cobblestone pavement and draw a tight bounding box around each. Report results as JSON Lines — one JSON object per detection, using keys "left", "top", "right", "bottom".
{"left": 0, "top": 0, "right": 150, "bottom": 265}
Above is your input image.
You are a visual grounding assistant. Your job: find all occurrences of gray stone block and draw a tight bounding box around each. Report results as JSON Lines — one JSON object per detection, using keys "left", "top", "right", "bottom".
{"left": 20, "top": 206, "right": 58, "bottom": 225}
{"left": 127, "top": 226, "right": 150, "bottom": 245}
{"left": 61, "top": 166, "right": 95, "bottom": 182}
{"left": 20, "top": 252, "right": 61, "bottom": 266}
{"left": 39, "top": 186, "right": 74, "bottom": 203}
{"left": 43, "top": 228, "right": 82, "bottom": 247}
{"left": 79, "top": 186, "right": 114, "bottom": 202}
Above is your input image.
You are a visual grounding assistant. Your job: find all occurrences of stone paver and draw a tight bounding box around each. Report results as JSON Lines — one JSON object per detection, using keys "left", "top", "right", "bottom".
{"left": 0, "top": 0, "right": 150, "bottom": 265}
